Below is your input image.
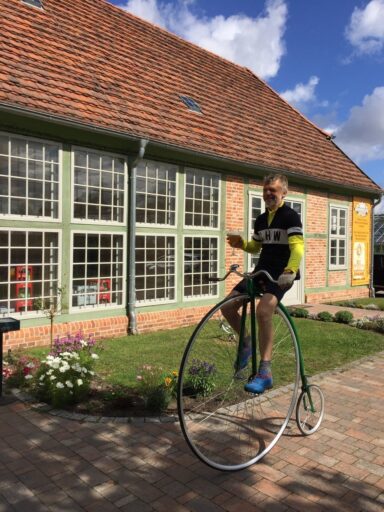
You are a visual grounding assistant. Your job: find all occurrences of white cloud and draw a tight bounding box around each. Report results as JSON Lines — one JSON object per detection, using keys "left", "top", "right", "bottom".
{"left": 375, "top": 198, "right": 384, "bottom": 213}
{"left": 280, "top": 76, "right": 319, "bottom": 109}
{"left": 333, "top": 87, "right": 384, "bottom": 164}
{"left": 120, "top": 0, "right": 288, "bottom": 79}
{"left": 345, "top": 0, "right": 384, "bottom": 54}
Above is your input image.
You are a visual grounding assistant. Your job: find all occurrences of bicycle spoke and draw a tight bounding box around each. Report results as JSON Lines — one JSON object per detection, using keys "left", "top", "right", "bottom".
{"left": 178, "top": 296, "right": 300, "bottom": 471}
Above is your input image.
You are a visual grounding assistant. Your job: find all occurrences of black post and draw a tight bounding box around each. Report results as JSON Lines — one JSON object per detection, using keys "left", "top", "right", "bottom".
{"left": 0, "top": 318, "right": 20, "bottom": 398}
{"left": 0, "top": 331, "right": 3, "bottom": 398}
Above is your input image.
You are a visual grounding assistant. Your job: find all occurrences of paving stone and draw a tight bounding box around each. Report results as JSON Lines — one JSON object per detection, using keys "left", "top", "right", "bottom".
{"left": 0, "top": 352, "right": 382, "bottom": 512}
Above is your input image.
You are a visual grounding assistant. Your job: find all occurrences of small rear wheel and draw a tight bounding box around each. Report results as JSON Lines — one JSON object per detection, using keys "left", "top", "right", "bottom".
{"left": 296, "top": 384, "right": 325, "bottom": 435}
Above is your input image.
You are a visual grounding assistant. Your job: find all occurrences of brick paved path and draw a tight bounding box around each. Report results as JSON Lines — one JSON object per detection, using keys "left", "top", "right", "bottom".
{"left": 0, "top": 354, "right": 383, "bottom": 512}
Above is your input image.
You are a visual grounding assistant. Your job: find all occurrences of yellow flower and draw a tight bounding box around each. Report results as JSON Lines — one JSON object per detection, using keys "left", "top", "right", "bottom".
{"left": 164, "top": 377, "right": 172, "bottom": 387}
{"left": 172, "top": 371, "right": 178, "bottom": 377}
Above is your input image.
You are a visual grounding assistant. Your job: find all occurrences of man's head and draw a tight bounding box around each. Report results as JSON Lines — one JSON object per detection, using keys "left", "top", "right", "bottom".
{"left": 263, "top": 174, "right": 288, "bottom": 211}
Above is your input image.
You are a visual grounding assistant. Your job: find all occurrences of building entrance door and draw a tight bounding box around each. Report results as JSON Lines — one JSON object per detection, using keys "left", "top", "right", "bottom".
{"left": 247, "top": 193, "right": 304, "bottom": 306}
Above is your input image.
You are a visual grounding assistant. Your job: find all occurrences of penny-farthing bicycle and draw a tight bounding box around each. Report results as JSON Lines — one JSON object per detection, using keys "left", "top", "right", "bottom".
{"left": 177, "top": 264, "right": 325, "bottom": 471}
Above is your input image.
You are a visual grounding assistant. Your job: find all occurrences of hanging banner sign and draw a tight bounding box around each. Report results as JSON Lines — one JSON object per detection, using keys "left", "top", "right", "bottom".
{"left": 352, "top": 199, "right": 371, "bottom": 285}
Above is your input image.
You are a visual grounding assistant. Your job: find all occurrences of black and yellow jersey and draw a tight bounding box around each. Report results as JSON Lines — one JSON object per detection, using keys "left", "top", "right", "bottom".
{"left": 243, "top": 202, "right": 304, "bottom": 279}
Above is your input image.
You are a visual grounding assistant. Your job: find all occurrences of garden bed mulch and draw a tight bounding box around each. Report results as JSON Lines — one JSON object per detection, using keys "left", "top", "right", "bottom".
{"left": 5, "top": 381, "right": 178, "bottom": 421}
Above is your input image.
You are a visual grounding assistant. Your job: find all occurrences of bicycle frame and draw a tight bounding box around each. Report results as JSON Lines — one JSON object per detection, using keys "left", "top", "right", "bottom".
{"left": 242, "top": 276, "right": 316, "bottom": 411}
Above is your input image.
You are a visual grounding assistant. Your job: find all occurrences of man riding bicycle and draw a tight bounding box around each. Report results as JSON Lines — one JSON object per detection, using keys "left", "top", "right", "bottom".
{"left": 222, "top": 173, "right": 304, "bottom": 394}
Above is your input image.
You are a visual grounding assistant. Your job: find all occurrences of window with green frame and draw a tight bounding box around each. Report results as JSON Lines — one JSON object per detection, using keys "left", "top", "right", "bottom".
{"left": 329, "top": 205, "right": 348, "bottom": 269}
{"left": 0, "top": 229, "right": 60, "bottom": 317}
{"left": 135, "top": 160, "right": 220, "bottom": 305}
{"left": 0, "top": 133, "right": 60, "bottom": 219}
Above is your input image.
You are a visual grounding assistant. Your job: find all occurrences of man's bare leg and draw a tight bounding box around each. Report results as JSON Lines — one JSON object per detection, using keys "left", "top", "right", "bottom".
{"left": 220, "top": 290, "right": 246, "bottom": 335}
{"left": 256, "top": 293, "right": 278, "bottom": 361}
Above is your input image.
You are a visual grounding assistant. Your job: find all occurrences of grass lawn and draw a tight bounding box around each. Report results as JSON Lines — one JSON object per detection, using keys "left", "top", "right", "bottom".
{"left": 24, "top": 319, "right": 384, "bottom": 388}
{"left": 328, "top": 297, "right": 384, "bottom": 310}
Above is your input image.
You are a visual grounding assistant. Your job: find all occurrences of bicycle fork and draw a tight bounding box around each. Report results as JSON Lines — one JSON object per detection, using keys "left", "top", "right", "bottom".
{"left": 280, "top": 302, "right": 318, "bottom": 413}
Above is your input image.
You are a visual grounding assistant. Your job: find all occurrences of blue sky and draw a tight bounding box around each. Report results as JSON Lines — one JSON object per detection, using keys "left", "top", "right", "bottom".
{"left": 110, "top": 0, "right": 384, "bottom": 211}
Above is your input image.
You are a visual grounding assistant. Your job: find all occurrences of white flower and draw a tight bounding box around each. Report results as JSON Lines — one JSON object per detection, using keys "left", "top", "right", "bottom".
{"left": 91, "top": 353, "right": 99, "bottom": 360}
{"left": 25, "top": 374, "right": 33, "bottom": 380}
{"left": 65, "top": 380, "right": 74, "bottom": 388}
{"left": 77, "top": 379, "right": 83, "bottom": 386}
{"left": 56, "top": 382, "right": 64, "bottom": 388}
{"left": 26, "top": 362, "right": 35, "bottom": 368}
{"left": 59, "top": 362, "right": 70, "bottom": 373}
{"left": 39, "top": 375, "right": 45, "bottom": 381}
{"left": 89, "top": 371, "right": 95, "bottom": 376}
{"left": 50, "top": 375, "right": 56, "bottom": 381}
{"left": 81, "top": 367, "right": 88, "bottom": 373}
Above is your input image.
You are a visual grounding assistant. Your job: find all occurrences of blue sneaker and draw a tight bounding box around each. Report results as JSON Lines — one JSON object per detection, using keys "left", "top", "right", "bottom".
{"left": 234, "top": 345, "right": 251, "bottom": 372}
{"left": 244, "top": 372, "right": 273, "bottom": 394}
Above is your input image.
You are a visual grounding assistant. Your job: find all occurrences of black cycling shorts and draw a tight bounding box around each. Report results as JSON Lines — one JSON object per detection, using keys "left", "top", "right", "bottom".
{"left": 232, "top": 275, "right": 292, "bottom": 303}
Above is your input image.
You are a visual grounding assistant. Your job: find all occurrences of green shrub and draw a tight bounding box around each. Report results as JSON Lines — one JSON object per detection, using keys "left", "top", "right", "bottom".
{"left": 372, "top": 317, "right": 384, "bottom": 334}
{"left": 136, "top": 365, "right": 178, "bottom": 413}
{"left": 33, "top": 350, "right": 98, "bottom": 408}
{"left": 288, "top": 307, "right": 309, "bottom": 318}
{"left": 334, "top": 310, "right": 354, "bottom": 324}
{"left": 3, "top": 353, "right": 40, "bottom": 389}
{"left": 186, "top": 359, "right": 217, "bottom": 397}
{"left": 317, "top": 311, "right": 334, "bottom": 322}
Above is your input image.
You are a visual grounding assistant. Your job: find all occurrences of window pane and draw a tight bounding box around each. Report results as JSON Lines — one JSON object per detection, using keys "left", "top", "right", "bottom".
{"left": 0, "top": 230, "right": 59, "bottom": 316}
{"left": 1, "top": 136, "right": 59, "bottom": 219}
{"left": 329, "top": 208, "right": 347, "bottom": 268}
{"left": 71, "top": 233, "right": 124, "bottom": 309}
{"left": 184, "top": 169, "right": 220, "bottom": 228}
{"left": 73, "top": 149, "right": 126, "bottom": 223}
{"left": 135, "top": 235, "right": 175, "bottom": 304}
{"left": 183, "top": 237, "right": 218, "bottom": 298}
{"left": 135, "top": 160, "right": 177, "bottom": 226}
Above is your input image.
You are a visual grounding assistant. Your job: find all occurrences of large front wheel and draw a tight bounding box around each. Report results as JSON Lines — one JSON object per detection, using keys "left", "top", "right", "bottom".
{"left": 177, "top": 294, "right": 300, "bottom": 471}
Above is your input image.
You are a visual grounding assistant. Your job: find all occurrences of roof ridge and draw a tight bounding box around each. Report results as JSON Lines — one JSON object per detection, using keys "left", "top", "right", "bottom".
{"left": 244, "top": 67, "right": 383, "bottom": 190}
{"left": 244, "top": 67, "right": 331, "bottom": 139}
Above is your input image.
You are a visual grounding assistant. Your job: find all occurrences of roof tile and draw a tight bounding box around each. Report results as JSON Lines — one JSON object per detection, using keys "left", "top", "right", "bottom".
{"left": 0, "top": 0, "right": 381, "bottom": 192}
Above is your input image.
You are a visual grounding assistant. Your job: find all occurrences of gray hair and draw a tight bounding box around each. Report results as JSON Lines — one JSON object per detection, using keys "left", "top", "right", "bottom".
{"left": 263, "top": 174, "right": 288, "bottom": 194}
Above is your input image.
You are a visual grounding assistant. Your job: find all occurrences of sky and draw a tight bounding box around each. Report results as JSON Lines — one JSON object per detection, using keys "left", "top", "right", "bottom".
{"left": 109, "top": 0, "right": 384, "bottom": 212}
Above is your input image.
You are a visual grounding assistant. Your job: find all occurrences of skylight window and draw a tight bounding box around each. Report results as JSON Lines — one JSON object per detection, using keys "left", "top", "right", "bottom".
{"left": 22, "top": 0, "right": 43, "bottom": 8}
{"left": 179, "top": 95, "right": 202, "bottom": 113}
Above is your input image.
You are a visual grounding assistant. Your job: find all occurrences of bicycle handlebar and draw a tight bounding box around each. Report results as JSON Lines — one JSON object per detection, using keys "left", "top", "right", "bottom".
{"left": 207, "top": 264, "right": 279, "bottom": 284}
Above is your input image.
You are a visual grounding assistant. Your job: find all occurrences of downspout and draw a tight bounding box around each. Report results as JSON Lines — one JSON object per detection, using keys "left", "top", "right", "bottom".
{"left": 128, "top": 139, "right": 148, "bottom": 334}
{"left": 370, "top": 195, "right": 382, "bottom": 297}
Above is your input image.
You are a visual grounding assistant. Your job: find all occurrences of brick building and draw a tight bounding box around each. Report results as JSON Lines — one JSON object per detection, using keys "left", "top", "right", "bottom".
{"left": 0, "top": 0, "right": 382, "bottom": 349}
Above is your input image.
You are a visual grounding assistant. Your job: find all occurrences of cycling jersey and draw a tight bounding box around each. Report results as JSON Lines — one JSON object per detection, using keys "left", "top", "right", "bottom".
{"left": 244, "top": 202, "right": 304, "bottom": 279}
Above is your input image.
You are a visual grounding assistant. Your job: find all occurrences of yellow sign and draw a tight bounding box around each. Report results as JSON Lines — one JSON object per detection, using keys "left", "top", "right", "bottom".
{"left": 352, "top": 199, "right": 371, "bottom": 285}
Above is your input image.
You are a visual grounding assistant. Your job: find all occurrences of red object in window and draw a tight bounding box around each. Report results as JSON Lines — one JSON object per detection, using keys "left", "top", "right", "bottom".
{"left": 15, "top": 266, "right": 33, "bottom": 281}
{"left": 15, "top": 282, "right": 33, "bottom": 299}
{"left": 99, "top": 278, "right": 111, "bottom": 303}
{"left": 15, "top": 299, "right": 33, "bottom": 312}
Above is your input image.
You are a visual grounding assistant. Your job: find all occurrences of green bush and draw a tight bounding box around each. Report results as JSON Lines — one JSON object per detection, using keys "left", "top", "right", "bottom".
{"left": 33, "top": 350, "right": 97, "bottom": 408}
{"left": 372, "top": 317, "right": 384, "bottom": 334}
{"left": 334, "top": 310, "right": 354, "bottom": 324}
{"left": 317, "top": 311, "right": 334, "bottom": 322}
{"left": 136, "top": 365, "right": 178, "bottom": 413}
{"left": 288, "top": 307, "right": 309, "bottom": 318}
{"left": 186, "top": 359, "right": 217, "bottom": 397}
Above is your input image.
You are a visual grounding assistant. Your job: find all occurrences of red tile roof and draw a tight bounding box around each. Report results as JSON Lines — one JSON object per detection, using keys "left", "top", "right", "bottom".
{"left": 0, "top": 0, "right": 381, "bottom": 192}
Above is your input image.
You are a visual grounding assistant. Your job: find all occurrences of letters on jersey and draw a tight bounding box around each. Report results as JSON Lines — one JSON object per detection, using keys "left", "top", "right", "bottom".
{"left": 252, "top": 203, "right": 303, "bottom": 278}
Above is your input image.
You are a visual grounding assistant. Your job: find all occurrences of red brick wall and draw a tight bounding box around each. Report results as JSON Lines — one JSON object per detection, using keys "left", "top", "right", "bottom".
{"left": 3, "top": 316, "right": 128, "bottom": 351}
{"left": 3, "top": 178, "right": 373, "bottom": 352}
{"left": 224, "top": 176, "right": 246, "bottom": 294}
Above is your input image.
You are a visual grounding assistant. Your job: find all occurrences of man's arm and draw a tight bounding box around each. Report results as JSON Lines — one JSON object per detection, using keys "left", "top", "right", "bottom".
{"left": 242, "top": 239, "right": 262, "bottom": 254}
{"left": 284, "top": 235, "right": 304, "bottom": 273}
